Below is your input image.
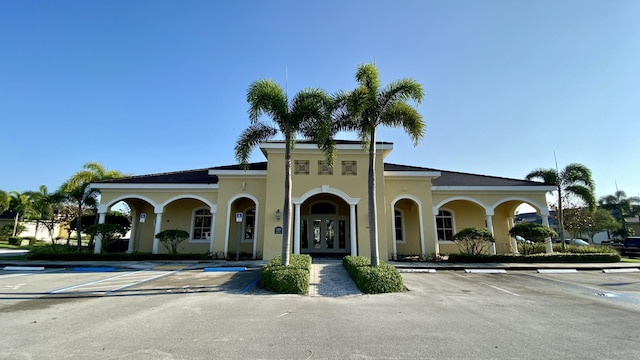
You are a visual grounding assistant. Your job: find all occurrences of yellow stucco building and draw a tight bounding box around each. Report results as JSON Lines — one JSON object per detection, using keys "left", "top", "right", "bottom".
{"left": 91, "top": 141, "right": 554, "bottom": 259}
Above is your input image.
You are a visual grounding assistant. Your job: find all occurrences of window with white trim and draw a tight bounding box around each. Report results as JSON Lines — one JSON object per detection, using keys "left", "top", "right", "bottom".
{"left": 243, "top": 208, "right": 256, "bottom": 242}
{"left": 436, "top": 210, "right": 454, "bottom": 241}
{"left": 394, "top": 210, "right": 405, "bottom": 242}
{"left": 192, "top": 208, "right": 213, "bottom": 242}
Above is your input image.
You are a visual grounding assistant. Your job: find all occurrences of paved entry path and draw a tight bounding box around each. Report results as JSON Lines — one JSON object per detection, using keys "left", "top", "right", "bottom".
{"left": 308, "top": 258, "right": 361, "bottom": 297}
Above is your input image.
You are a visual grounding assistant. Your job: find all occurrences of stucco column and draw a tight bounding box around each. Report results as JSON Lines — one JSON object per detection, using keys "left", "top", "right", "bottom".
{"left": 127, "top": 210, "right": 137, "bottom": 253}
{"left": 391, "top": 204, "right": 398, "bottom": 260}
{"left": 486, "top": 214, "right": 496, "bottom": 255}
{"left": 209, "top": 210, "right": 216, "bottom": 255}
{"left": 294, "top": 203, "right": 301, "bottom": 254}
{"left": 350, "top": 204, "right": 357, "bottom": 256}
{"left": 93, "top": 212, "right": 107, "bottom": 254}
{"left": 541, "top": 214, "right": 553, "bottom": 253}
{"left": 152, "top": 212, "right": 163, "bottom": 254}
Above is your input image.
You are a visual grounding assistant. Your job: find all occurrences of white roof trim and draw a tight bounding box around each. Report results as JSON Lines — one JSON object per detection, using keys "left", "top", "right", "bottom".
{"left": 384, "top": 171, "right": 441, "bottom": 177}
{"left": 432, "top": 185, "right": 556, "bottom": 192}
{"left": 91, "top": 183, "right": 219, "bottom": 190}
{"left": 208, "top": 170, "right": 267, "bottom": 176}
{"left": 259, "top": 142, "right": 393, "bottom": 151}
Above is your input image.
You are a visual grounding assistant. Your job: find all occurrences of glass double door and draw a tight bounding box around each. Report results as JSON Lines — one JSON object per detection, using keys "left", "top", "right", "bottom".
{"left": 301, "top": 216, "right": 349, "bottom": 253}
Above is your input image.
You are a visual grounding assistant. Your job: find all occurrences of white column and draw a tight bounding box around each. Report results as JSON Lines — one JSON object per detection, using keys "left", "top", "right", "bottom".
{"left": 486, "top": 214, "right": 496, "bottom": 255}
{"left": 391, "top": 204, "right": 397, "bottom": 260}
{"left": 294, "top": 203, "right": 301, "bottom": 254}
{"left": 350, "top": 204, "right": 357, "bottom": 256}
{"left": 152, "top": 212, "right": 163, "bottom": 254}
{"left": 209, "top": 211, "right": 216, "bottom": 255}
{"left": 542, "top": 214, "right": 553, "bottom": 253}
{"left": 418, "top": 204, "right": 426, "bottom": 258}
{"left": 93, "top": 212, "right": 107, "bottom": 254}
{"left": 127, "top": 210, "right": 137, "bottom": 253}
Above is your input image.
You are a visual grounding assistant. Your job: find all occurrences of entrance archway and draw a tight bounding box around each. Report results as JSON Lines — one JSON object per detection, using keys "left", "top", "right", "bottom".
{"left": 300, "top": 194, "right": 350, "bottom": 255}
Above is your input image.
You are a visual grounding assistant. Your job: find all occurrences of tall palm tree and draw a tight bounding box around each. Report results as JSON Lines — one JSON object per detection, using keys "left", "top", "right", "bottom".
{"left": 235, "top": 79, "right": 330, "bottom": 266}
{"left": 525, "top": 163, "right": 596, "bottom": 250}
{"left": 332, "top": 63, "right": 425, "bottom": 266}
{"left": 8, "top": 191, "right": 33, "bottom": 236}
{"left": 598, "top": 190, "right": 640, "bottom": 237}
{"left": 60, "top": 162, "right": 125, "bottom": 248}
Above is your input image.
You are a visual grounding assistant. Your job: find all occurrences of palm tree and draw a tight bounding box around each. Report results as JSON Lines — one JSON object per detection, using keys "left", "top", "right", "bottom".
{"left": 598, "top": 190, "right": 640, "bottom": 237}
{"left": 26, "top": 185, "right": 64, "bottom": 241}
{"left": 8, "top": 191, "right": 33, "bottom": 236}
{"left": 525, "top": 163, "right": 596, "bottom": 250}
{"left": 235, "top": 79, "right": 330, "bottom": 266}
{"left": 332, "top": 63, "right": 425, "bottom": 266}
{"left": 60, "top": 162, "right": 125, "bottom": 249}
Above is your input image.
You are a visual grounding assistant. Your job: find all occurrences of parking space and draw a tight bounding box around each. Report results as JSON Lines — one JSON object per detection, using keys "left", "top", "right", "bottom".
{"left": 0, "top": 266, "right": 261, "bottom": 302}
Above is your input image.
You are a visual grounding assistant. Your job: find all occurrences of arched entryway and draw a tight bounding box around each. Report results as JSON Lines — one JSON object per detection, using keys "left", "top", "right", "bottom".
{"left": 299, "top": 194, "right": 351, "bottom": 255}
{"left": 225, "top": 194, "right": 259, "bottom": 259}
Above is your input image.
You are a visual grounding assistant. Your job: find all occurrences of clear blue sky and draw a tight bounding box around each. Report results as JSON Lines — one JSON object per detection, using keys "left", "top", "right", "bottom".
{"left": 1, "top": 0, "right": 639, "bottom": 203}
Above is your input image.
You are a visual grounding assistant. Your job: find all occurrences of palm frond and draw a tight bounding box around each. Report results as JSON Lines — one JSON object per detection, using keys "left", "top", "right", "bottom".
{"left": 379, "top": 102, "right": 425, "bottom": 146}
{"left": 246, "top": 79, "right": 288, "bottom": 125}
{"left": 234, "top": 123, "right": 278, "bottom": 169}
{"left": 525, "top": 168, "right": 558, "bottom": 185}
{"left": 355, "top": 63, "right": 380, "bottom": 95}
{"left": 566, "top": 185, "right": 596, "bottom": 211}
{"left": 378, "top": 78, "right": 424, "bottom": 109}
{"left": 561, "top": 163, "right": 595, "bottom": 190}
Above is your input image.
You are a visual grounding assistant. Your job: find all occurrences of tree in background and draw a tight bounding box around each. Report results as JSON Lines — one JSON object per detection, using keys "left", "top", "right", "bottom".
{"left": 60, "top": 162, "right": 125, "bottom": 249}
{"left": 26, "top": 185, "right": 64, "bottom": 241}
{"left": 235, "top": 79, "right": 330, "bottom": 266}
{"left": 525, "top": 163, "right": 596, "bottom": 251}
{"left": 0, "top": 190, "right": 9, "bottom": 213}
{"left": 509, "top": 223, "right": 557, "bottom": 255}
{"left": 8, "top": 191, "right": 34, "bottom": 236}
{"left": 598, "top": 190, "right": 640, "bottom": 239}
{"left": 330, "top": 63, "right": 425, "bottom": 266}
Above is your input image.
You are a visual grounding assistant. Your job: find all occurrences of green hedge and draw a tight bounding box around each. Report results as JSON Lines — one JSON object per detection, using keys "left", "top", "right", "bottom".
{"left": 343, "top": 256, "right": 404, "bottom": 294}
{"left": 448, "top": 252, "right": 621, "bottom": 263}
{"left": 260, "top": 255, "right": 311, "bottom": 294}
{"left": 8, "top": 237, "right": 22, "bottom": 246}
{"left": 26, "top": 246, "right": 211, "bottom": 261}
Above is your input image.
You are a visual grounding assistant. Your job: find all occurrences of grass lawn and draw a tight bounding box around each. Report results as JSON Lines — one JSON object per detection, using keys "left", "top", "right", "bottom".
{"left": 621, "top": 257, "right": 640, "bottom": 263}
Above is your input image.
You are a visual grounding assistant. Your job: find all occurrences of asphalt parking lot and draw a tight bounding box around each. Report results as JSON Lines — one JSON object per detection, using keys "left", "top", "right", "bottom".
{"left": 1, "top": 266, "right": 639, "bottom": 359}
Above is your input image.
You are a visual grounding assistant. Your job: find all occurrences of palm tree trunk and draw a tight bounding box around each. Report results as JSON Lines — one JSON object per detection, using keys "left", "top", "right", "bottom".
{"left": 368, "top": 130, "right": 379, "bottom": 266}
{"left": 557, "top": 187, "right": 566, "bottom": 251}
{"left": 12, "top": 214, "right": 19, "bottom": 237}
{"left": 281, "top": 133, "right": 293, "bottom": 266}
{"left": 76, "top": 200, "right": 83, "bottom": 249}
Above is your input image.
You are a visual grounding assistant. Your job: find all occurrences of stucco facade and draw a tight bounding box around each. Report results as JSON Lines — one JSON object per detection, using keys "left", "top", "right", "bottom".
{"left": 91, "top": 141, "right": 555, "bottom": 259}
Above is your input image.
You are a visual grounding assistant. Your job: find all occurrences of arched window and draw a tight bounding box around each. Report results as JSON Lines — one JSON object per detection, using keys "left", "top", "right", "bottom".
{"left": 243, "top": 208, "right": 256, "bottom": 242}
{"left": 394, "top": 209, "right": 405, "bottom": 243}
{"left": 436, "top": 210, "right": 454, "bottom": 241}
{"left": 192, "top": 208, "right": 213, "bottom": 242}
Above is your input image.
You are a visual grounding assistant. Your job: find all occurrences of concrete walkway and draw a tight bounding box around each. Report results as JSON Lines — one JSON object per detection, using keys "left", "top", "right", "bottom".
{"left": 308, "top": 258, "right": 361, "bottom": 297}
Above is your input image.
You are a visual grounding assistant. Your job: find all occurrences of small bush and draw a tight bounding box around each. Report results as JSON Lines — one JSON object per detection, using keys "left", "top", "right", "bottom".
{"left": 8, "top": 236, "right": 23, "bottom": 246}
{"left": 26, "top": 245, "right": 211, "bottom": 261}
{"left": 343, "top": 256, "right": 403, "bottom": 294}
{"left": 22, "top": 236, "right": 37, "bottom": 246}
{"left": 156, "top": 229, "right": 189, "bottom": 254}
{"left": 260, "top": 255, "right": 311, "bottom": 294}
{"left": 453, "top": 227, "right": 495, "bottom": 255}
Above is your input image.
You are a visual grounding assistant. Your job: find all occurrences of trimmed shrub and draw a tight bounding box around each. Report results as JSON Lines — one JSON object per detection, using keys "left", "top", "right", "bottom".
{"left": 448, "top": 252, "right": 621, "bottom": 263}
{"left": 26, "top": 245, "right": 211, "bottom": 261}
{"left": 260, "top": 254, "right": 311, "bottom": 294}
{"left": 509, "top": 223, "right": 557, "bottom": 255}
{"left": 156, "top": 229, "right": 189, "bottom": 254}
{"left": 8, "top": 236, "right": 23, "bottom": 246}
{"left": 343, "top": 256, "right": 403, "bottom": 294}
{"left": 453, "top": 227, "right": 495, "bottom": 255}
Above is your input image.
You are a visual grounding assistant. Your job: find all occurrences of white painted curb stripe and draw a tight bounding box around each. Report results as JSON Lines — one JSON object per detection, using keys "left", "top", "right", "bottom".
{"left": 465, "top": 269, "right": 507, "bottom": 274}
{"left": 537, "top": 269, "right": 578, "bottom": 273}
{"left": 398, "top": 269, "right": 437, "bottom": 273}
{"left": 3, "top": 266, "right": 45, "bottom": 271}
{"left": 602, "top": 268, "right": 640, "bottom": 273}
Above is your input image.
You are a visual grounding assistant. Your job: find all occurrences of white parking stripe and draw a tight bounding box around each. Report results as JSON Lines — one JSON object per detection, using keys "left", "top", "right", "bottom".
{"left": 49, "top": 271, "right": 144, "bottom": 294}
{"left": 107, "top": 270, "right": 180, "bottom": 293}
